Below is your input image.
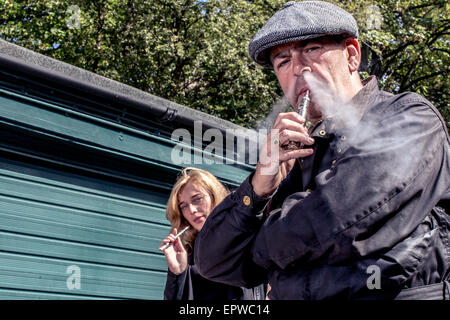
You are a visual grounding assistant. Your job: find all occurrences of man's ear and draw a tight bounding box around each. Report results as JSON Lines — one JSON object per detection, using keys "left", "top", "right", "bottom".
{"left": 344, "top": 38, "right": 361, "bottom": 73}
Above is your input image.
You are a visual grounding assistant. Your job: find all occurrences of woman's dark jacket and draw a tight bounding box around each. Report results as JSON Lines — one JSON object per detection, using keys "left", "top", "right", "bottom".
{"left": 164, "top": 239, "right": 265, "bottom": 300}
{"left": 194, "top": 77, "right": 450, "bottom": 299}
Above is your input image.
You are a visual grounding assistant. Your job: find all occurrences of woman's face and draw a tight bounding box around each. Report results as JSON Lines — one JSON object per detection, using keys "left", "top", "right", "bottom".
{"left": 178, "top": 181, "right": 214, "bottom": 231}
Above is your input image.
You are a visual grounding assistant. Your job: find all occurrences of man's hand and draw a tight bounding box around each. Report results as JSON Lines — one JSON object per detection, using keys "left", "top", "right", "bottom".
{"left": 160, "top": 228, "right": 188, "bottom": 275}
{"left": 252, "top": 112, "right": 314, "bottom": 197}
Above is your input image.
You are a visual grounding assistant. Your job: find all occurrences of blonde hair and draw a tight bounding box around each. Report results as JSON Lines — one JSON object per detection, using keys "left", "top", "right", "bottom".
{"left": 165, "top": 167, "right": 229, "bottom": 249}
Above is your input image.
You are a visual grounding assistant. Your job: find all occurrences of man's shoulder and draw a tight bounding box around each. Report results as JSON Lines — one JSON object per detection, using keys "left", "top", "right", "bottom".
{"left": 378, "top": 90, "right": 430, "bottom": 107}
{"left": 373, "top": 90, "right": 440, "bottom": 118}
{"left": 372, "top": 90, "right": 448, "bottom": 137}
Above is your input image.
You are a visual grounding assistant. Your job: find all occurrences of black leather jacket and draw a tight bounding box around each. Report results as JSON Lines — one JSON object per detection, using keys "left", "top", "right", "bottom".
{"left": 195, "top": 77, "right": 450, "bottom": 299}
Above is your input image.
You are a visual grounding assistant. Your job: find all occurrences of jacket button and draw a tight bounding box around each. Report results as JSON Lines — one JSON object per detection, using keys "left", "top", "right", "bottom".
{"left": 337, "top": 148, "right": 342, "bottom": 153}
{"left": 243, "top": 195, "right": 251, "bottom": 206}
{"left": 318, "top": 130, "right": 326, "bottom": 136}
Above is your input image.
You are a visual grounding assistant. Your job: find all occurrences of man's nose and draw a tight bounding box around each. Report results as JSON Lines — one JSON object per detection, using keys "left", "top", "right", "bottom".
{"left": 293, "top": 63, "right": 311, "bottom": 76}
{"left": 292, "top": 54, "right": 311, "bottom": 76}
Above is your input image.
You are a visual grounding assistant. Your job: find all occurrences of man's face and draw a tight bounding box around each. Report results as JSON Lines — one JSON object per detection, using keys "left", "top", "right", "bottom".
{"left": 270, "top": 37, "right": 355, "bottom": 119}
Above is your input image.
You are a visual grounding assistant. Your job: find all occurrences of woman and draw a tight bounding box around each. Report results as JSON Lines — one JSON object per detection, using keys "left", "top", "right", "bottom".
{"left": 161, "top": 167, "right": 264, "bottom": 300}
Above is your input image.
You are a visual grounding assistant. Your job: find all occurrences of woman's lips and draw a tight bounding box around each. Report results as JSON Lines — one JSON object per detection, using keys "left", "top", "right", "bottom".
{"left": 193, "top": 216, "right": 205, "bottom": 224}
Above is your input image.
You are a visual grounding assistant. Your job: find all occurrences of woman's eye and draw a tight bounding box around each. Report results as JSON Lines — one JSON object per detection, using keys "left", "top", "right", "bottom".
{"left": 193, "top": 196, "right": 204, "bottom": 204}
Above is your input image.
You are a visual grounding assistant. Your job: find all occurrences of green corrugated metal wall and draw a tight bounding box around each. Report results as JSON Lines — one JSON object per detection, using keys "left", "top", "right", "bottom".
{"left": 0, "top": 158, "right": 169, "bottom": 299}
{"left": 0, "top": 83, "right": 253, "bottom": 299}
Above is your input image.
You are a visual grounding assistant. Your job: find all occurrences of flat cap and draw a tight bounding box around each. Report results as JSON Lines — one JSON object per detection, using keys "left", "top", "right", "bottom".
{"left": 249, "top": 1, "right": 359, "bottom": 68}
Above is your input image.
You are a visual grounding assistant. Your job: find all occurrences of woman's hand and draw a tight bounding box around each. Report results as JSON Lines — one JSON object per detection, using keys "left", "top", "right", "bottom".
{"left": 160, "top": 228, "right": 188, "bottom": 275}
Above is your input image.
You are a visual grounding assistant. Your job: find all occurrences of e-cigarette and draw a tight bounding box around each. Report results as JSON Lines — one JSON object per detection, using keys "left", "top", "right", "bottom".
{"left": 159, "top": 226, "right": 190, "bottom": 251}
{"left": 282, "top": 90, "right": 310, "bottom": 150}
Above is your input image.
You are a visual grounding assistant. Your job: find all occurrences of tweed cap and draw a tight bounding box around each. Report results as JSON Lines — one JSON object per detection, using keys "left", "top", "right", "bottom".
{"left": 249, "top": 1, "right": 358, "bottom": 68}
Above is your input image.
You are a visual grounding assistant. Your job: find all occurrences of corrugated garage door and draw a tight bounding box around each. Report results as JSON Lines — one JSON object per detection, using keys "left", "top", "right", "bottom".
{"left": 0, "top": 157, "right": 169, "bottom": 299}
{"left": 0, "top": 82, "right": 253, "bottom": 299}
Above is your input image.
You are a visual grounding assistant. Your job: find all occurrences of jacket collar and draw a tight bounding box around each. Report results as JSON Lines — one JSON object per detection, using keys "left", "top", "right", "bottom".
{"left": 299, "top": 76, "right": 380, "bottom": 190}
{"left": 309, "top": 76, "right": 379, "bottom": 138}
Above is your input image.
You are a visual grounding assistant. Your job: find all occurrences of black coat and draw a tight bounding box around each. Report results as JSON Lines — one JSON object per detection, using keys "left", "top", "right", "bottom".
{"left": 194, "top": 77, "right": 450, "bottom": 299}
{"left": 164, "top": 240, "right": 264, "bottom": 300}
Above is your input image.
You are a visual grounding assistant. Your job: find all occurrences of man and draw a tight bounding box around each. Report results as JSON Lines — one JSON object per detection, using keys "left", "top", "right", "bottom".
{"left": 194, "top": 1, "right": 450, "bottom": 299}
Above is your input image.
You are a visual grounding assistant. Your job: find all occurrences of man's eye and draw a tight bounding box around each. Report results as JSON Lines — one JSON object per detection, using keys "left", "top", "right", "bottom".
{"left": 277, "top": 59, "right": 289, "bottom": 69}
{"left": 305, "top": 46, "right": 320, "bottom": 53}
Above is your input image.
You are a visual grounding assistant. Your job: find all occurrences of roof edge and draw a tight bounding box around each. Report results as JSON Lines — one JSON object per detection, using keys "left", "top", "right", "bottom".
{"left": 0, "top": 39, "right": 253, "bottom": 135}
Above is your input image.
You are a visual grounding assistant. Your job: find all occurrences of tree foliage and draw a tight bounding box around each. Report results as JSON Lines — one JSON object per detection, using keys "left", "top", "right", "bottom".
{"left": 1, "top": 0, "right": 448, "bottom": 127}
{"left": 336, "top": 0, "right": 449, "bottom": 123}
